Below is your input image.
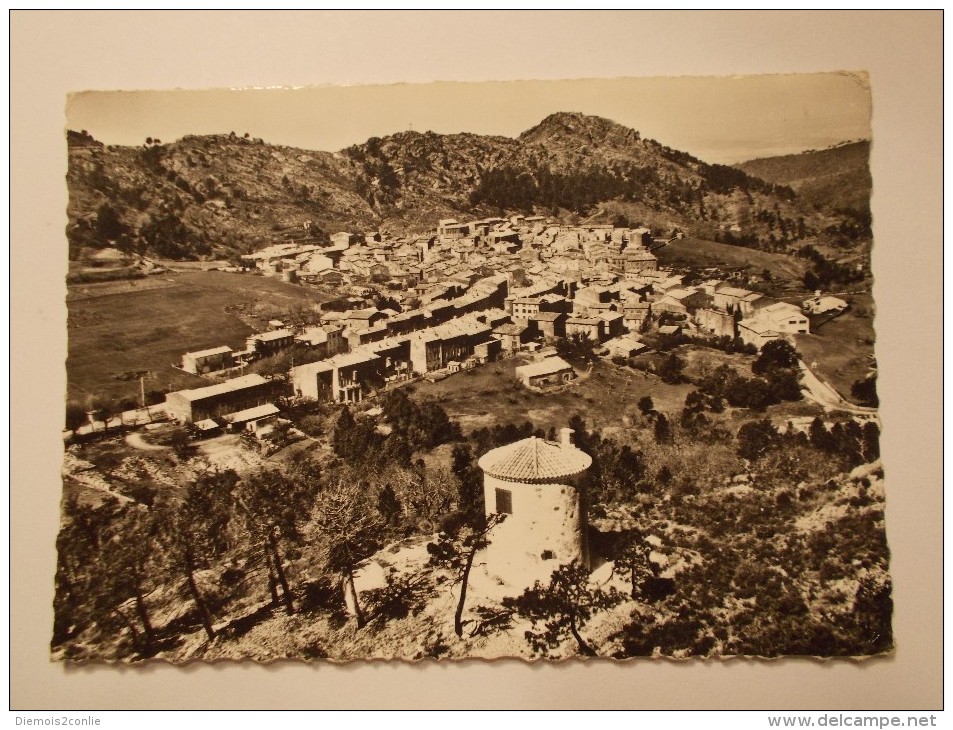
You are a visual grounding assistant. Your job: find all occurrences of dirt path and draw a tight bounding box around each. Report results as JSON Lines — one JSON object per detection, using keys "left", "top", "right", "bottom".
{"left": 125, "top": 432, "right": 170, "bottom": 452}
{"left": 65, "top": 473, "right": 135, "bottom": 505}
{"left": 799, "top": 360, "right": 878, "bottom": 417}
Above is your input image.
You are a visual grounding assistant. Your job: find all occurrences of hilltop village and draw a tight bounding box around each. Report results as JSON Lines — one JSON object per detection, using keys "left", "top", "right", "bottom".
{"left": 59, "top": 144, "right": 885, "bottom": 663}
{"left": 152, "top": 215, "right": 833, "bottom": 433}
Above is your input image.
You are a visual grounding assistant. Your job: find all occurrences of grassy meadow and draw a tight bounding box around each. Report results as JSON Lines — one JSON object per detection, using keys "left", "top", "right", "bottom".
{"left": 66, "top": 270, "right": 333, "bottom": 403}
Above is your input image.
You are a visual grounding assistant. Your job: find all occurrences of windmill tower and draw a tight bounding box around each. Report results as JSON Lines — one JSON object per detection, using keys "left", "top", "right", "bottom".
{"left": 477, "top": 428, "right": 592, "bottom": 586}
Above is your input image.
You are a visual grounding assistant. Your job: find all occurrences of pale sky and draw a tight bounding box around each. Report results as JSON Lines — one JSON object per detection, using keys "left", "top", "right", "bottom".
{"left": 66, "top": 73, "right": 871, "bottom": 165}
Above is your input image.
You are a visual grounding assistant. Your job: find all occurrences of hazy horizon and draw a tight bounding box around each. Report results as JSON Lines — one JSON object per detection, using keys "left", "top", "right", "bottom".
{"left": 66, "top": 74, "right": 871, "bottom": 166}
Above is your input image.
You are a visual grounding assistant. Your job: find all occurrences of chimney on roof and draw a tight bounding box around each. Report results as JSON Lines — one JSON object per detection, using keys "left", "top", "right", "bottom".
{"left": 560, "top": 428, "right": 574, "bottom": 448}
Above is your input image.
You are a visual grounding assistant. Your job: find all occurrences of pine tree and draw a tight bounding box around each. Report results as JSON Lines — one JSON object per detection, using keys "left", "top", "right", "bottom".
{"left": 426, "top": 514, "right": 505, "bottom": 637}
{"left": 157, "top": 469, "right": 238, "bottom": 640}
{"left": 503, "top": 562, "right": 623, "bottom": 656}
{"left": 314, "top": 481, "right": 383, "bottom": 628}
{"left": 93, "top": 508, "right": 162, "bottom": 651}
{"left": 450, "top": 444, "right": 483, "bottom": 526}
{"left": 236, "top": 468, "right": 311, "bottom": 615}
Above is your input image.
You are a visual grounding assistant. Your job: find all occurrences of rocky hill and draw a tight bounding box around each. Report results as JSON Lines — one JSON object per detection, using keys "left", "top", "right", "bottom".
{"left": 66, "top": 113, "right": 853, "bottom": 262}
{"left": 737, "top": 141, "right": 872, "bottom": 219}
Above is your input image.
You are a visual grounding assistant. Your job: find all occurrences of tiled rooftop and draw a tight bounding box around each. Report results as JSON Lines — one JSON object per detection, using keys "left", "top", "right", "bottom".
{"left": 478, "top": 436, "right": 592, "bottom": 483}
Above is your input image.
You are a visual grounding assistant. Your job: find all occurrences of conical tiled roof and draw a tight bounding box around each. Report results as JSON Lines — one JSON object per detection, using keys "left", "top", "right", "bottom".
{"left": 478, "top": 436, "right": 592, "bottom": 483}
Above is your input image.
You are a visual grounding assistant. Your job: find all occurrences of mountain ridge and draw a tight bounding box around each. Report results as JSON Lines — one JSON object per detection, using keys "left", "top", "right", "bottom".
{"left": 66, "top": 113, "right": 861, "bottom": 262}
{"left": 736, "top": 140, "right": 871, "bottom": 218}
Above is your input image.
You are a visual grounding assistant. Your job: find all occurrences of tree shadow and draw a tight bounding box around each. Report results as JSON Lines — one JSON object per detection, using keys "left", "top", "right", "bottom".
{"left": 216, "top": 602, "right": 278, "bottom": 641}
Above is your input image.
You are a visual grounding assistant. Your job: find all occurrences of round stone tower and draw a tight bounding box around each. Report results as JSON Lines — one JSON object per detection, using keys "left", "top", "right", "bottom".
{"left": 477, "top": 428, "right": 592, "bottom": 587}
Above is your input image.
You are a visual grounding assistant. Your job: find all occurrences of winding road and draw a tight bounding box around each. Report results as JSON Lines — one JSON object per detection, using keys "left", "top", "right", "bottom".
{"left": 798, "top": 360, "right": 879, "bottom": 419}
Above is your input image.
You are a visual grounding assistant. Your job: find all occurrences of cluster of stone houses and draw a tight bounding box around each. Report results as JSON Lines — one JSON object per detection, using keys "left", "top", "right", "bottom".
{"left": 234, "top": 215, "right": 660, "bottom": 311}
{"left": 167, "top": 219, "right": 819, "bottom": 424}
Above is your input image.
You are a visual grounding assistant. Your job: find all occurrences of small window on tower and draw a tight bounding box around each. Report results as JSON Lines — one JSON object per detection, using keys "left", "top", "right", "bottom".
{"left": 495, "top": 488, "right": 513, "bottom": 515}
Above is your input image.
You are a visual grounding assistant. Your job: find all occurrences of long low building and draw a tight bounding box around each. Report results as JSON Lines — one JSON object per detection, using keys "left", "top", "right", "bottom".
{"left": 181, "top": 346, "right": 234, "bottom": 375}
{"left": 223, "top": 402, "right": 281, "bottom": 435}
{"left": 515, "top": 356, "right": 576, "bottom": 387}
{"left": 165, "top": 374, "right": 274, "bottom": 423}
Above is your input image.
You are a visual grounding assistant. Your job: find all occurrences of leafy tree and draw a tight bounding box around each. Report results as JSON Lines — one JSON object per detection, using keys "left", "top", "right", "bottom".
{"left": 381, "top": 433, "right": 413, "bottom": 468}
{"left": 753, "top": 340, "right": 800, "bottom": 375}
{"left": 809, "top": 417, "right": 836, "bottom": 452}
{"left": 426, "top": 514, "right": 505, "bottom": 637}
{"left": 331, "top": 406, "right": 382, "bottom": 464}
{"left": 381, "top": 388, "right": 417, "bottom": 425}
{"left": 862, "top": 421, "right": 881, "bottom": 462}
{"left": 407, "top": 398, "right": 461, "bottom": 449}
{"left": 851, "top": 375, "right": 879, "bottom": 407}
{"left": 90, "top": 395, "right": 120, "bottom": 433}
{"left": 654, "top": 413, "right": 673, "bottom": 444}
{"left": 610, "top": 531, "right": 655, "bottom": 599}
{"left": 503, "top": 561, "right": 623, "bottom": 656}
{"left": 851, "top": 575, "right": 893, "bottom": 654}
{"left": 592, "top": 440, "right": 646, "bottom": 503}
{"left": 766, "top": 367, "right": 803, "bottom": 402}
{"left": 65, "top": 401, "right": 88, "bottom": 433}
{"left": 450, "top": 443, "right": 484, "bottom": 526}
{"left": 95, "top": 203, "right": 126, "bottom": 242}
{"left": 376, "top": 483, "right": 402, "bottom": 525}
{"left": 658, "top": 353, "right": 686, "bottom": 384}
{"left": 140, "top": 210, "right": 201, "bottom": 259}
{"left": 636, "top": 396, "right": 655, "bottom": 417}
{"left": 52, "top": 497, "right": 123, "bottom": 647}
{"left": 313, "top": 481, "right": 383, "bottom": 628}
{"left": 723, "top": 373, "right": 776, "bottom": 410}
{"left": 736, "top": 419, "right": 781, "bottom": 461}
{"left": 681, "top": 390, "right": 711, "bottom": 433}
{"left": 169, "top": 427, "right": 195, "bottom": 461}
{"left": 382, "top": 390, "right": 461, "bottom": 451}
{"left": 555, "top": 333, "right": 598, "bottom": 365}
{"left": 829, "top": 419, "right": 872, "bottom": 468}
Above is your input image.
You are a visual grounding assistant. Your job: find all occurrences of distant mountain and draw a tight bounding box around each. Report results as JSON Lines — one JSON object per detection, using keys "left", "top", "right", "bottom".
{"left": 66, "top": 113, "right": 855, "bottom": 262}
{"left": 737, "top": 141, "right": 872, "bottom": 218}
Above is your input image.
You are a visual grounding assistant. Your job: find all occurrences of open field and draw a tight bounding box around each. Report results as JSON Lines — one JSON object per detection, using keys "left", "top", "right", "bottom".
{"left": 679, "top": 346, "right": 755, "bottom": 380}
{"left": 66, "top": 270, "right": 333, "bottom": 403}
{"left": 67, "top": 275, "right": 181, "bottom": 300}
{"left": 794, "top": 294, "right": 877, "bottom": 403}
{"left": 411, "top": 356, "right": 695, "bottom": 435}
{"left": 657, "top": 237, "right": 808, "bottom": 284}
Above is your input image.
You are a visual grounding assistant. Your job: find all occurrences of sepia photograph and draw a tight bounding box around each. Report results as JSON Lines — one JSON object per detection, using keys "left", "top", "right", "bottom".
{"left": 53, "top": 73, "right": 893, "bottom": 663}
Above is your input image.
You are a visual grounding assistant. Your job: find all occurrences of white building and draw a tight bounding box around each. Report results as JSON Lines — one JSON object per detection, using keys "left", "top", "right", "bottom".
{"left": 740, "top": 301, "right": 810, "bottom": 345}
{"left": 803, "top": 295, "right": 849, "bottom": 315}
{"left": 478, "top": 429, "right": 592, "bottom": 587}
{"left": 756, "top": 302, "right": 810, "bottom": 334}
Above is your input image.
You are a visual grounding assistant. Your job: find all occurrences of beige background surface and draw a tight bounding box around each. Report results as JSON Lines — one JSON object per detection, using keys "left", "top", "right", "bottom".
{"left": 10, "top": 10, "right": 943, "bottom": 710}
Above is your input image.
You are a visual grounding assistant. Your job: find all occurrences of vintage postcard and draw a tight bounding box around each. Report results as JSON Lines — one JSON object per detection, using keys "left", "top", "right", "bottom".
{"left": 55, "top": 74, "right": 890, "bottom": 663}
